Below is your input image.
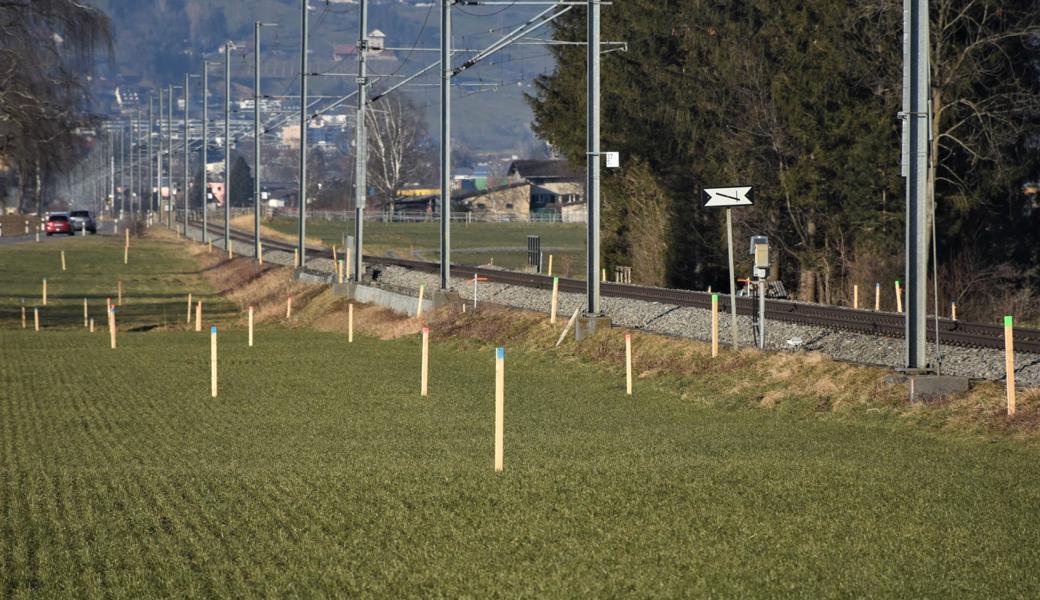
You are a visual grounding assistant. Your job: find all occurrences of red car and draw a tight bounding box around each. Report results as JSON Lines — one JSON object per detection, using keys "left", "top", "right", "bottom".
{"left": 45, "top": 213, "right": 73, "bottom": 236}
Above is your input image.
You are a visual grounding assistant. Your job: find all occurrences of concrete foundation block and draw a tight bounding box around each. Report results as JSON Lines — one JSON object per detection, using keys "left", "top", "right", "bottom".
{"left": 575, "top": 314, "right": 612, "bottom": 341}
{"left": 292, "top": 268, "right": 333, "bottom": 285}
{"left": 906, "top": 375, "right": 971, "bottom": 402}
{"left": 430, "top": 289, "right": 461, "bottom": 309}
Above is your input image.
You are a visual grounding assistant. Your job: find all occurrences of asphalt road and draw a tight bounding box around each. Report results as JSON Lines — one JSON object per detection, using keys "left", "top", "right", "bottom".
{"left": 0, "top": 220, "right": 118, "bottom": 246}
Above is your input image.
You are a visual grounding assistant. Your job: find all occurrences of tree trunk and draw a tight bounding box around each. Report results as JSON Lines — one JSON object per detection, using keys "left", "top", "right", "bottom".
{"left": 34, "top": 161, "right": 43, "bottom": 215}
{"left": 798, "top": 269, "right": 818, "bottom": 303}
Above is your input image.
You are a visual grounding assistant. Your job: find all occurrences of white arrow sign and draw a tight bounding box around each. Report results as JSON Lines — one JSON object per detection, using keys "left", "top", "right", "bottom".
{"left": 703, "top": 186, "right": 754, "bottom": 208}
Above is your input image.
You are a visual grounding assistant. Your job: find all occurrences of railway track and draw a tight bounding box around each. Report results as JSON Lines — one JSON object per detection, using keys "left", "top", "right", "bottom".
{"left": 190, "top": 219, "right": 1040, "bottom": 354}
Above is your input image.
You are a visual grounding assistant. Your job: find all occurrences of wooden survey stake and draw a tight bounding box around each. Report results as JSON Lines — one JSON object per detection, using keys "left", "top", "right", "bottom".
{"left": 33, "top": 308, "right": 39, "bottom": 332}
{"left": 895, "top": 281, "right": 903, "bottom": 314}
{"left": 875, "top": 283, "right": 881, "bottom": 311}
{"left": 109, "top": 307, "right": 117, "bottom": 349}
{"left": 550, "top": 277, "right": 559, "bottom": 325}
{"left": 348, "top": 303, "right": 354, "bottom": 343}
{"left": 711, "top": 293, "right": 719, "bottom": 358}
{"left": 625, "top": 333, "right": 633, "bottom": 396}
{"left": 187, "top": 293, "right": 192, "bottom": 323}
{"left": 195, "top": 301, "right": 202, "bottom": 332}
{"left": 421, "top": 327, "right": 430, "bottom": 397}
{"left": 61, "top": 250, "right": 66, "bottom": 271}
{"left": 547, "top": 254, "right": 553, "bottom": 277}
{"left": 853, "top": 285, "right": 859, "bottom": 310}
{"left": 494, "top": 347, "right": 505, "bottom": 472}
{"left": 416, "top": 285, "right": 425, "bottom": 318}
{"left": 1005, "top": 316, "right": 1016, "bottom": 417}
{"left": 42, "top": 278, "right": 47, "bottom": 305}
{"left": 83, "top": 298, "right": 88, "bottom": 328}
{"left": 286, "top": 296, "right": 292, "bottom": 319}
{"left": 211, "top": 326, "right": 218, "bottom": 398}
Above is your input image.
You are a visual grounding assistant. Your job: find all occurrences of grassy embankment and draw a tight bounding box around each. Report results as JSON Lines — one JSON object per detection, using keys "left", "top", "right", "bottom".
{"left": 2, "top": 232, "right": 1040, "bottom": 596}
{"left": 232, "top": 215, "right": 587, "bottom": 274}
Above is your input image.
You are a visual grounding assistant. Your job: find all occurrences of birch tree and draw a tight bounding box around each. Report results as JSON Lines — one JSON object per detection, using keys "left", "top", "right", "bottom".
{"left": 365, "top": 96, "right": 432, "bottom": 212}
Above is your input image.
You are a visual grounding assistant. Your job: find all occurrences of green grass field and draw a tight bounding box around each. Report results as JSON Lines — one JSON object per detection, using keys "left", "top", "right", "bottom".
{"left": 0, "top": 236, "right": 236, "bottom": 330}
{"left": 3, "top": 235, "right": 1040, "bottom": 596}
{"left": 264, "top": 217, "right": 587, "bottom": 275}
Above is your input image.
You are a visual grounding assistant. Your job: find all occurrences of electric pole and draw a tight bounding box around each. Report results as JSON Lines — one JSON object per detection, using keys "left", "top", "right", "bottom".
{"left": 167, "top": 84, "right": 174, "bottom": 228}
{"left": 254, "top": 23, "right": 264, "bottom": 261}
{"left": 109, "top": 130, "right": 115, "bottom": 217}
{"left": 148, "top": 95, "right": 154, "bottom": 217}
{"left": 903, "top": 0, "right": 930, "bottom": 370}
{"left": 183, "top": 72, "right": 191, "bottom": 238}
{"left": 585, "top": 0, "right": 601, "bottom": 315}
{"left": 354, "top": 0, "right": 368, "bottom": 282}
{"left": 298, "top": 0, "right": 309, "bottom": 268}
{"left": 130, "top": 111, "right": 136, "bottom": 220}
{"left": 224, "top": 41, "right": 232, "bottom": 251}
{"left": 439, "top": 0, "right": 452, "bottom": 290}
{"left": 202, "top": 60, "right": 210, "bottom": 243}
{"left": 119, "top": 123, "right": 125, "bottom": 219}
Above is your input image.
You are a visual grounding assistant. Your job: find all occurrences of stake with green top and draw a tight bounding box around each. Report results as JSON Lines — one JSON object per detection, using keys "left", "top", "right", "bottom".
{"left": 1004, "top": 315, "right": 1016, "bottom": 417}
{"left": 711, "top": 293, "right": 720, "bottom": 358}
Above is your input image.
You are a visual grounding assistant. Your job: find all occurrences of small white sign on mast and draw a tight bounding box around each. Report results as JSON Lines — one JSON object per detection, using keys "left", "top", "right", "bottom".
{"left": 702, "top": 186, "right": 754, "bottom": 208}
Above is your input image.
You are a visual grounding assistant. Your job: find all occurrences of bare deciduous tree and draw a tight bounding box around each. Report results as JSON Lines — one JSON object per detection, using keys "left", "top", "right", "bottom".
{"left": 365, "top": 96, "right": 432, "bottom": 212}
{"left": 0, "top": 0, "right": 111, "bottom": 213}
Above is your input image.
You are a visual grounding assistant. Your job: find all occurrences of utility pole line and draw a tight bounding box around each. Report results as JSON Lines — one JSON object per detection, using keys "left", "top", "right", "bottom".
{"left": 585, "top": 0, "right": 601, "bottom": 315}
{"left": 202, "top": 60, "right": 210, "bottom": 243}
{"left": 903, "top": 0, "right": 930, "bottom": 371}
{"left": 183, "top": 72, "right": 191, "bottom": 238}
{"left": 224, "top": 41, "right": 232, "bottom": 251}
{"left": 298, "top": 0, "right": 309, "bottom": 268}
{"left": 439, "top": 0, "right": 452, "bottom": 290}
{"left": 158, "top": 90, "right": 164, "bottom": 223}
{"left": 353, "top": 0, "right": 368, "bottom": 282}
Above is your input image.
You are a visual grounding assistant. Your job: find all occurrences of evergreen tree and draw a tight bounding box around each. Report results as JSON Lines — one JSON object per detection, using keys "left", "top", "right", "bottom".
{"left": 228, "top": 154, "right": 253, "bottom": 208}
{"left": 527, "top": 0, "right": 1040, "bottom": 307}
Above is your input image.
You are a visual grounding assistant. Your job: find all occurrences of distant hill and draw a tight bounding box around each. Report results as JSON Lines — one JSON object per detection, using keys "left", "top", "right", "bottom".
{"left": 90, "top": 0, "right": 556, "bottom": 154}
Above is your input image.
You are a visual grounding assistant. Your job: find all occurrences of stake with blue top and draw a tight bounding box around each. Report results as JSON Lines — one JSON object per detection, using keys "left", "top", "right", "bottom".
{"left": 495, "top": 347, "right": 505, "bottom": 472}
